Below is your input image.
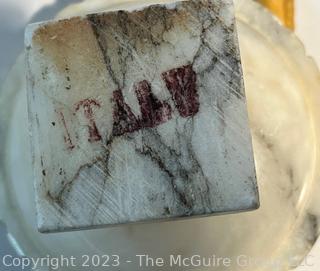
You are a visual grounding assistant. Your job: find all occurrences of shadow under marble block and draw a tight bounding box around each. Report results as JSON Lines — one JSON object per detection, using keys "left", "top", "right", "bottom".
{"left": 25, "top": 0, "right": 259, "bottom": 233}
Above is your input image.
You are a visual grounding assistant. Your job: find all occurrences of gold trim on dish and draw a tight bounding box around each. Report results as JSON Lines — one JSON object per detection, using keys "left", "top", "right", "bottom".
{"left": 258, "top": 0, "right": 294, "bottom": 29}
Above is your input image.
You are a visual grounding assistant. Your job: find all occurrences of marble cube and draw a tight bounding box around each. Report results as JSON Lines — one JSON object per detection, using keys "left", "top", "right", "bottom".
{"left": 25, "top": 0, "right": 259, "bottom": 233}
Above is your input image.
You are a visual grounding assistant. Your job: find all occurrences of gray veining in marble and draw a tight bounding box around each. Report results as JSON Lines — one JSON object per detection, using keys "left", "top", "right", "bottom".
{"left": 25, "top": 0, "right": 259, "bottom": 232}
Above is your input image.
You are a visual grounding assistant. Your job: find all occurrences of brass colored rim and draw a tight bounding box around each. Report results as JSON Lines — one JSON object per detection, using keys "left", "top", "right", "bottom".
{"left": 258, "top": 0, "right": 294, "bottom": 29}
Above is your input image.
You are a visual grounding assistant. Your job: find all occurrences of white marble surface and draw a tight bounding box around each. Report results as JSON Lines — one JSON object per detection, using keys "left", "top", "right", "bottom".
{"left": 1, "top": 0, "right": 320, "bottom": 270}
{"left": 295, "top": 0, "right": 320, "bottom": 69}
{"left": 293, "top": 2, "right": 320, "bottom": 270}
{"left": 25, "top": 0, "right": 258, "bottom": 232}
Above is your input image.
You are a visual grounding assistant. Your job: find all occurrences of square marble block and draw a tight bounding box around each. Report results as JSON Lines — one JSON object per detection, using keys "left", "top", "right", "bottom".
{"left": 25, "top": 0, "right": 259, "bottom": 232}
